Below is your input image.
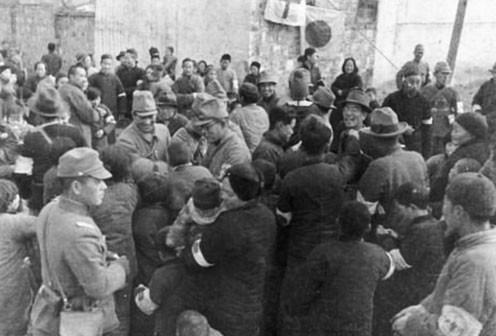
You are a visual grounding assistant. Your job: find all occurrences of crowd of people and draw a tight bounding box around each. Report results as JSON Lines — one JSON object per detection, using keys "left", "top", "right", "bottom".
{"left": 0, "top": 39, "right": 496, "bottom": 336}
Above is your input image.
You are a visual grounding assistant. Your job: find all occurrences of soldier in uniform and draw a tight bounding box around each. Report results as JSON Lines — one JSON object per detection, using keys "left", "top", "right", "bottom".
{"left": 30, "top": 147, "right": 130, "bottom": 336}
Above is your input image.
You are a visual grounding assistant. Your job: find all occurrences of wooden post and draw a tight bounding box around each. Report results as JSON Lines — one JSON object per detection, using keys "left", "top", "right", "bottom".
{"left": 447, "top": 0, "right": 468, "bottom": 75}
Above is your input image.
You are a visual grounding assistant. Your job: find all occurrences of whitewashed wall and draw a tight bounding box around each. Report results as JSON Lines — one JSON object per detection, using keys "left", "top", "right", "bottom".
{"left": 374, "top": 0, "right": 496, "bottom": 87}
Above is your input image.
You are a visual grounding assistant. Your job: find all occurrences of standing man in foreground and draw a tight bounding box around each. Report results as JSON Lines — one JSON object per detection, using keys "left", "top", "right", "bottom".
{"left": 393, "top": 172, "right": 496, "bottom": 336}
{"left": 30, "top": 147, "right": 130, "bottom": 336}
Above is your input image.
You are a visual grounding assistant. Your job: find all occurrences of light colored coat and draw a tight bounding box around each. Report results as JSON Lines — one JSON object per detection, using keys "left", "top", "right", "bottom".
{"left": 30, "top": 196, "right": 127, "bottom": 335}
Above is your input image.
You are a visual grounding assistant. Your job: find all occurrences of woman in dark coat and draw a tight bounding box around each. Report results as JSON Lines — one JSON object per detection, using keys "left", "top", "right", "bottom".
{"left": 91, "top": 145, "right": 139, "bottom": 336}
{"left": 430, "top": 112, "right": 490, "bottom": 207}
{"left": 166, "top": 163, "right": 277, "bottom": 336}
{"left": 330, "top": 57, "right": 364, "bottom": 130}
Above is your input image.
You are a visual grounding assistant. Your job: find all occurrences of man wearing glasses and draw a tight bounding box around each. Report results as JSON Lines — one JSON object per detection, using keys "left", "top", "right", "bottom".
{"left": 117, "top": 90, "right": 171, "bottom": 162}
{"left": 191, "top": 93, "right": 250, "bottom": 178}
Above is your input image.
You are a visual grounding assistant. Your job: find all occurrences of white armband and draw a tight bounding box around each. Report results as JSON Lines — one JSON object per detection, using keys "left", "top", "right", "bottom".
{"left": 390, "top": 248, "right": 412, "bottom": 271}
{"left": 276, "top": 208, "right": 292, "bottom": 226}
{"left": 422, "top": 117, "right": 433, "bottom": 125}
{"left": 192, "top": 239, "right": 214, "bottom": 268}
{"left": 383, "top": 252, "right": 396, "bottom": 280}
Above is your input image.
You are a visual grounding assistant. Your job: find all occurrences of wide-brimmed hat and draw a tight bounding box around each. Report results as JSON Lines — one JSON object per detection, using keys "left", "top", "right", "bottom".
{"left": 28, "top": 82, "right": 65, "bottom": 117}
{"left": 341, "top": 89, "right": 371, "bottom": 112}
{"left": 489, "top": 62, "right": 496, "bottom": 73}
{"left": 360, "top": 107, "right": 408, "bottom": 137}
{"left": 191, "top": 93, "right": 228, "bottom": 126}
{"left": 132, "top": 90, "right": 157, "bottom": 116}
{"left": 308, "top": 87, "right": 336, "bottom": 110}
{"left": 258, "top": 71, "right": 277, "bottom": 85}
{"left": 57, "top": 147, "right": 112, "bottom": 180}
{"left": 116, "top": 51, "right": 125, "bottom": 61}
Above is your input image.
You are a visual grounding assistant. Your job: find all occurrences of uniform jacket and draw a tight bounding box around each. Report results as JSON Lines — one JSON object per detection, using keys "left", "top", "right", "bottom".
{"left": 229, "top": 103, "right": 269, "bottom": 153}
{"left": 203, "top": 130, "right": 251, "bottom": 177}
{"left": 117, "top": 122, "right": 171, "bottom": 162}
{"left": 41, "top": 52, "right": 62, "bottom": 76}
{"left": 472, "top": 78, "right": 496, "bottom": 114}
{"left": 406, "top": 229, "right": 496, "bottom": 336}
{"left": 59, "top": 83, "right": 96, "bottom": 147}
{"left": 30, "top": 197, "right": 127, "bottom": 335}
{"left": 172, "top": 74, "right": 205, "bottom": 114}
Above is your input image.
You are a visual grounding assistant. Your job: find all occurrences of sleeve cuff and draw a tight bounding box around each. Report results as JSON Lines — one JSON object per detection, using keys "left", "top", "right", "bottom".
{"left": 422, "top": 117, "right": 433, "bottom": 125}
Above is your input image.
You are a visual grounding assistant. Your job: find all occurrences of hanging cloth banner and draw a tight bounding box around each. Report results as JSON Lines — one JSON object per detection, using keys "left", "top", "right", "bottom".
{"left": 303, "top": 5, "right": 345, "bottom": 49}
{"left": 264, "top": 0, "right": 306, "bottom": 26}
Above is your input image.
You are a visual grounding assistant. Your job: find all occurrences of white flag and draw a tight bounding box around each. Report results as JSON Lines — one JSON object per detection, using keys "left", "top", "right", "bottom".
{"left": 264, "top": 0, "right": 306, "bottom": 27}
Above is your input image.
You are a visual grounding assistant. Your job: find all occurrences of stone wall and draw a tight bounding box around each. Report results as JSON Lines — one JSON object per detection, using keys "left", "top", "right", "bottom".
{"left": 0, "top": 0, "right": 95, "bottom": 77}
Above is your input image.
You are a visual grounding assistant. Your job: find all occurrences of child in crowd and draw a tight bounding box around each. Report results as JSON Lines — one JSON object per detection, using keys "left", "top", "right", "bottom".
{"left": 86, "top": 87, "right": 115, "bottom": 150}
{"left": 365, "top": 87, "right": 381, "bottom": 110}
{"left": 204, "top": 65, "right": 227, "bottom": 100}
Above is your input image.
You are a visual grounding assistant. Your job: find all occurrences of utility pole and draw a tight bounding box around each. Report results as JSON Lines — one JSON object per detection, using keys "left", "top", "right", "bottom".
{"left": 447, "top": 0, "right": 468, "bottom": 74}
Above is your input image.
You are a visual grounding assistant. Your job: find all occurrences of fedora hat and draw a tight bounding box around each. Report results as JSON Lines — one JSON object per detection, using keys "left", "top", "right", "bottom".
{"left": 132, "top": 90, "right": 157, "bottom": 116}
{"left": 360, "top": 107, "right": 408, "bottom": 137}
{"left": 28, "top": 82, "right": 65, "bottom": 118}
{"left": 489, "top": 62, "right": 496, "bottom": 73}
{"left": 258, "top": 71, "right": 278, "bottom": 85}
{"left": 308, "top": 87, "right": 336, "bottom": 110}
{"left": 342, "top": 89, "right": 371, "bottom": 112}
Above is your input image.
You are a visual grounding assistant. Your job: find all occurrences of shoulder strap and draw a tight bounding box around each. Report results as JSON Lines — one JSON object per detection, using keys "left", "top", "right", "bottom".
{"left": 40, "top": 205, "right": 69, "bottom": 307}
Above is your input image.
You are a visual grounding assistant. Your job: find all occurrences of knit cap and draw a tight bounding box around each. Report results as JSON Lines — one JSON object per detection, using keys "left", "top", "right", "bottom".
{"left": 455, "top": 112, "right": 488, "bottom": 140}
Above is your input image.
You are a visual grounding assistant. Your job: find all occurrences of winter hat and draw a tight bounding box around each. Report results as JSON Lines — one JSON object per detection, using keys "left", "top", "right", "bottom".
{"left": 454, "top": 112, "right": 488, "bottom": 140}
{"left": 131, "top": 158, "right": 168, "bottom": 183}
{"left": 190, "top": 178, "right": 223, "bottom": 225}
{"left": 191, "top": 93, "right": 228, "bottom": 126}
{"left": 403, "top": 63, "right": 421, "bottom": 78}
{"left": 434, "top": 61, "right": 452, "bottom": 74}
{"left": 239, "top": 82, "right": 259, "bottom": 102}
{"left": 192, "top": 178, "right": 222, "bottom": 210}
{"left": 446, "top": 172, "right": 496, "bottom": 220}
{"left": 342, "top": 89, "right": 371, "bottom": 112}
{"left": 308, "top": 87, "right": 336, "bottom": 110}
{"left": 227, "top": 163, "right": 262, "bottom": 201}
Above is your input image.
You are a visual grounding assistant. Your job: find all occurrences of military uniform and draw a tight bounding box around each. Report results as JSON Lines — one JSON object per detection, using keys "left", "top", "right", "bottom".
{"left": 30, "top": 147, "right": 128, "bottom": 336}
{"left": 30, "top": 197, "right": 127, "bottom": 335}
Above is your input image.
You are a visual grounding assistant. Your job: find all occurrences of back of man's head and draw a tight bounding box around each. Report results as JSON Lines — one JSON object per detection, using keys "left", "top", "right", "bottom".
{"left": 176, "top": 310, "right": 209, "bottom": 336}
{"left": 446, "top": 172, "right": 496, "bottom": 223}
{"left": 48, "top": 42, "right": 56, "bottom": 52}
{"left": 168, "top": 141, "right": 192, "bottom": 167}
{"left": 339, "top": 201, "right": 371, "bottom": 239}
{"left": 269, "top": 106, "right": 293, "bottom": 130}
{"left": 300, "top": 115, "right": 332, "bottom": 155}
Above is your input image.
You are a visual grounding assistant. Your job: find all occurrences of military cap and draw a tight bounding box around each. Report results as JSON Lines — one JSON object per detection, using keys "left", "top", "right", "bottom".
{"left": 57, "top": 147, "right": 112, "bottom": 179}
